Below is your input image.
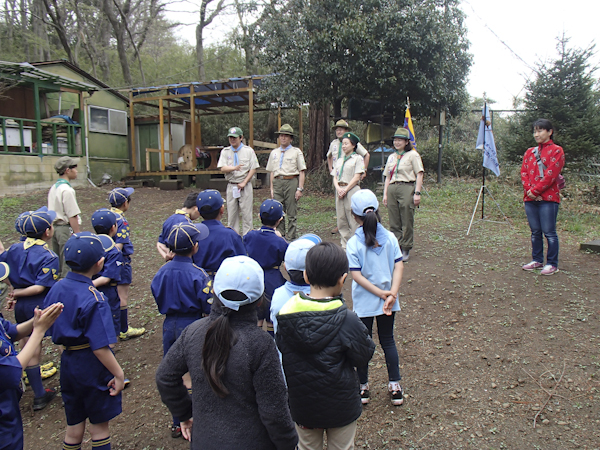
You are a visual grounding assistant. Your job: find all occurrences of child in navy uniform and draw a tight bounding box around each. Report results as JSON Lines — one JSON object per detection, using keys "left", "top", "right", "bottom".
{"left": 108, "top": 187, "right": 145, "bottom": 340}
{"left": 91, "top": 209, "right": 123, "bottom": 339}
{"left": 0, "top": 262, "right": 64, "bottom": 450}
{"left": 244, "top": 199, "right": 288, "bottom": 336}
{"left": 270, "top": 234, "right": 321, "bottom": 334}
{"left": 157, "top": 192, "right": 200, "bottom": 260}
{"left": 192, "top": 189, "right": 246, "bottom": 276}
{"left": 0, "top": 207, "right": 60, "bottom": 410}
{"left": 44, "top": 232, "right": 125, "bottom": 450}
{"left": 151, "top": 222, "right": 212, "bottom": 437}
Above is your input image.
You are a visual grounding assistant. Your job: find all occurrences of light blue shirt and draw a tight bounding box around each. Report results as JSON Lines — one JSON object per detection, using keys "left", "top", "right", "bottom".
{"left": 271, "top": 281, "right": 311, "bottom": 333}
{"left": 346, "top": 223, "right": 403, "bottom": 318}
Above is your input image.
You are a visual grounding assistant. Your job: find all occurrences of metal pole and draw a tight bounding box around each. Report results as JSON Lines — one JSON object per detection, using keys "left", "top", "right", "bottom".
{"left": 481, "top": 102, "right": 486, "bottom": 220}
{"left": 437, "top": 120, "right": 443, "bottom": 183}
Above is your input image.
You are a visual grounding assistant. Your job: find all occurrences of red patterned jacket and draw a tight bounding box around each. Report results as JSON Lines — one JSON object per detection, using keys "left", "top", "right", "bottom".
{"left": 520, "top": 139, "right": 565, "bottom": 203}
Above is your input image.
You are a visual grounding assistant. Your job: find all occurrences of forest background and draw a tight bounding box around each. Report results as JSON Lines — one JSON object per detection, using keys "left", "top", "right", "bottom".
{"left": 1, "top": 0, "right": 600, "bottom": 187}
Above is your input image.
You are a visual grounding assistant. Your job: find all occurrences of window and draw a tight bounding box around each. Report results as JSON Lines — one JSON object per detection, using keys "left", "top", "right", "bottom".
{"left": 89, "top": 106, "right": 127, "bottom": 135}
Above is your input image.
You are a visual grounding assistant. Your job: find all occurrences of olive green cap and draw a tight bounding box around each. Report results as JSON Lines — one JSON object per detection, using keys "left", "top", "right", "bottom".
{"left": 341, "top": 132, "right": 360, "bottom": 145}
{"left": 54, "top": 156, "right": 78, "bottom": 174}
{"left": 332, "top": 119, "right": 351, "bottom": 131}
{"left": 274, "top": 124, "right": 295, "bottom": 137}
{"left": 227, "top": 126, "right": 243, "bottom": 138}
{"left": 393, "top": 127, "right": 410, "bottom": 139}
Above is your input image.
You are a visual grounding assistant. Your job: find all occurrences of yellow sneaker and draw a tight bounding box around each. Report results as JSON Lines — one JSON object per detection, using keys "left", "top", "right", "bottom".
{"left": 119, "top": 326, "right": 146, "bottom": 340}
{"left": 40, "top": 362, "right": 54, "bottom": 371}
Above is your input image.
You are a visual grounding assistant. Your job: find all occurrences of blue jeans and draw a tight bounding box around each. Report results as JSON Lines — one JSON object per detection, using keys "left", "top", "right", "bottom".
{"left": 357, "top": 313, "right": 401, "bottom": 383}
{"left": 524, "top": 201, "right": 559, "bottom": 267}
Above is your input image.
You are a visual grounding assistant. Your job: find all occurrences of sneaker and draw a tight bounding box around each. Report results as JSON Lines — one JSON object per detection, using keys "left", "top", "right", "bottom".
{"left": 541, "top": 265, "right": 559, "bottom": 276}
{"left": 360, "top": 383, "right": 370, "bottom": 404}
{"left": 331, "top": 226, "right": 339, "bottom": 234}
{"left": 389, "top": 381, "right": 404, "bottom": 406}
{"left": 119, "top": 326, "right": 146, "bottom": 340}
{"left": 124, "top": 378, "right": 131, "bottom": 389}
{"left": 402, "top": 249, "right": 410, "bottom": 262}
{"left": 33, "top": 388, "right": 57, "bottom": 411}
{"left": 522, "top": 261, "right": 543, "bottom": 271}
{"left": 171, "top": 424, "right": 182, "bottom": 439}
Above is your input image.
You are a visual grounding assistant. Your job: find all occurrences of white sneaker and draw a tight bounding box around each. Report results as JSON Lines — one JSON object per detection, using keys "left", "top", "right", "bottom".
{"left": 389, "top": 381, "right": 404, "bottom": 406}
{"left": 402, "top": 249, "right": 410, "bottom": 262}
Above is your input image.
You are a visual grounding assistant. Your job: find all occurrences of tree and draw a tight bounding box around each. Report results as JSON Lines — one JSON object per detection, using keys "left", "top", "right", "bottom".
{"left": 253, "top": 0, "right": 471, "bottom": 118}
{"left": 195, "top": 0, "right": 227, "bottom": 81}
{"left": 502, "top": 37, "right": 600, "bottom": 164}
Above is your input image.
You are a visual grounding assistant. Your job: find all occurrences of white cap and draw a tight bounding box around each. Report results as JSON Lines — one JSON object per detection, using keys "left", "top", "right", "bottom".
{"left": 351, "top": 189, "right": 379, "bottom": 216}
{"left": 214, "top": 256, "right": 264, "bottom": 311}
{"left": 284, "top": 234, "right": 322, "bottom": 271}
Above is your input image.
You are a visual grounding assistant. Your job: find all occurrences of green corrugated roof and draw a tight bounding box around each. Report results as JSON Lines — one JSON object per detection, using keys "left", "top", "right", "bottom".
{"left": 0, "top": 61, "right": 97, "bottom": 91}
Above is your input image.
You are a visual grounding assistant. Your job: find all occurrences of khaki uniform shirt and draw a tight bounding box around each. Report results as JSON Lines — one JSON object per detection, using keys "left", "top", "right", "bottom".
{"left": 327, "top": 139, "right": 368, "bottom": 167}
{"left": 266, "top": 146, "right": 307, "bottom": 177}
{"left": 217, "top": 145, "right": 260, "bottom": 184}
{"left": 384, "top": 150, "right": 424, "bottom": 183}
{"left": 331, "top": 153, "right": 365, "bottom": 184}
{"left": 47, "top": 180, "right": 81, "bottom": 225}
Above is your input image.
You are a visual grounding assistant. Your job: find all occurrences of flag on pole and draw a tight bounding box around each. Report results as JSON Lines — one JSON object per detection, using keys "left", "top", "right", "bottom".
{"left": 403, "top": 103, "right": 417, "bottom": 150}
{"left": 476, "top": 103, "right": 500, "bottom": 176}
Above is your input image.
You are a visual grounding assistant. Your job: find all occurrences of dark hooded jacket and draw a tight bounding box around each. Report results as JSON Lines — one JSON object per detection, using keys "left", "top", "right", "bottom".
{"left": 275, "top": 293, "right": 375, "bottom": 429}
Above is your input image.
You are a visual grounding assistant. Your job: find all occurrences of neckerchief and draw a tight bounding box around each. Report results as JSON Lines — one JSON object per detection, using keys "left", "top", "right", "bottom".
{"left": 23, "top": 238, "right": 47, "bottom": 250}
{"left": 338, "top": 152, "right": 356, "bottom": 181}
{"left": 279, "top": 145, "right": 292, "bottom": 168}
{"left": 54, "top": 178, "right": 71, "bottom": 188}
{"left": 175, "top": 209, "right": 190, "bottom": 218}
{"left": 390, "top": 151, "right": 406, "bottom": 179}
{"left": 232, "top": 143, "right": 243, "bottom": 166}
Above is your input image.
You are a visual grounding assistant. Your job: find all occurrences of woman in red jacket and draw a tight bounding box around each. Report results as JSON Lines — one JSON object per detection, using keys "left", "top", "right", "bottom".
{"left": 520, "top": 119, "right": 565, "bottom": 275}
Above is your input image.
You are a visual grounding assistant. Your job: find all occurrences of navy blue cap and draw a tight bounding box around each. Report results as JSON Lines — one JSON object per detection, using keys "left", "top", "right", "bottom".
{"left": 22, "top": 207, "right": 57, "bottom": 237}
{"left": 91, "top": 208, "right": 117, "bottom": 232}
{"left": 196, "top": 189, "right": 224, "bottom": 214}
{"left": 0, "top": 261, "right": 9, "bottom": 282}
{"left": 64, "top": 232, "right": 105, "bottom": 271}
{"left": 259, "top": 199, "right": 284, "bottom": 221}
{"left": 166, "top": 222, "right": 210, "bottom": 252}
{"left": 15, "top": 211, "right": 28, "bottom": 235}
{"left": 96, "top": 234, "right": 116, "bottom": 252}
{"left": 108, "top": 187, "right": 134, "bottom": 206}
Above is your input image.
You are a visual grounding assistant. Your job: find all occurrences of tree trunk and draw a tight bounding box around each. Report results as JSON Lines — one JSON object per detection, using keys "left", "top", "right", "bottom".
{"left": 102, "top": 0, "right": 132, "bottom": 85}
{"left": 196, "top": 22, "right": 205, "bottom": 81}
{"left": 307, "top": 103, "right": 330, "bottom": 171}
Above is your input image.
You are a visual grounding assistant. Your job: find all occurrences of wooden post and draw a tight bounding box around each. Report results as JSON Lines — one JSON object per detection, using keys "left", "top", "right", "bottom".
{"left": 159, "top": 98, "right": 165, "bottom": 171}
{"left": 248, "top": 79, "right": 254, "bottom": 148}
{"left": 167, "top": 100, "right": 172, "bottom": 164}
{"left": 190, "top": 85, "right": 197, "bottom": 169}
{"left": 129, "top": 91, "right": 136, "bottom": 172}
{"left": 33, "top": 82, "right": 42, "bottom": 155}
{"left": 79, "top": 91, "right": 86, "bottom": 158}
{"left": 277, "top": 106, "right": 281, "bottom": 147}
{"left": 298, "top": 105, "right": 303, "bottom": 151}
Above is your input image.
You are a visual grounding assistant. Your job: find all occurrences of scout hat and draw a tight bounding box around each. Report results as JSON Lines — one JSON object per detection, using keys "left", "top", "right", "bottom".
{"left": 227, "top": 127, "right": 243, "bottom": 138}
{"left": 54, "top": 156, "right": 78, "bottom": 174}
{"left": 285, "top": 233, "right": 323, "bottom": 271}
{"left": 108, "top": 187, "right": 134, "bottom": 207}
{"left": 341, "top": 132, "right": 360, "bottom": 146}
{"left": 64, "top": 232, "right": 105, "bottom": 271}
{"left": 91, "top": 208, "right": 117, "bottom": 233}
{"left": 259, "top": 199, "right": 284, "bottom": 222}
{"left": 196, "top": 189, "right": 224, "bottom": 214}
{"left": 21, "top": 207, "right": 57, "bottom": 238}
{"left": 0, "top": 261, "right": 9, "bottom": 282}
{"left": 96, "top": 234, "right": 116, "bottom": 252}
{"left": 166, "top": 222, "right": 210, "bottom": 253}
{"left": 214, "top": 256, "right": 264, "bottom": 311}
{"left": 332, "top": 119, "right": 351, "bottom": 131}
{"left": 351, "top": 189, "right": 379, "bottom": 216}
{"left": 274, "top": 124, "right": 295, "bottom": 137}
{"left": 15, "top": 211, "right": 28, "bottom": 236}
{"left": 393, "top": 127, "right": 410, "bottom": 139}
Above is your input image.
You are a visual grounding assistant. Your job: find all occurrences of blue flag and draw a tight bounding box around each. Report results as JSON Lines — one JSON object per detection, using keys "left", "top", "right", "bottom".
{"left": 476, "top": 103, "right": 500, "bottom": 176}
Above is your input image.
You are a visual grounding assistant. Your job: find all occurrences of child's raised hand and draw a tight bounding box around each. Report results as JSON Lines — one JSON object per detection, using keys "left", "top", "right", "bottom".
{"left": 33, "top": 302, "right": 64, "bottom": 332}
{"left": 107, "top": 376, "right": 125, "bottom": 396}
{"left": 383, "top": 295, "right": 396, "bottom": 315}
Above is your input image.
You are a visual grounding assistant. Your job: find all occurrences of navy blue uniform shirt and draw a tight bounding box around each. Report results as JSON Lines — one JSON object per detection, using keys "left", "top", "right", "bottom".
{"left": 244, "top": 227, "right": 288, "bottom": 298}
{"left": 110, "top": 207, "right": 133, "bottom": 256}
{"left": 0, "top": 316, "right": 24, "bottom": 450}
{"left": 192, "top": 220, "right": 246, "bottom": 273}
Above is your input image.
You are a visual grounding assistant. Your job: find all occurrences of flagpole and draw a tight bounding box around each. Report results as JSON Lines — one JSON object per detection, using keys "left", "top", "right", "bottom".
{"left": 481, "top": 102, "right": 486, "bottom": 220}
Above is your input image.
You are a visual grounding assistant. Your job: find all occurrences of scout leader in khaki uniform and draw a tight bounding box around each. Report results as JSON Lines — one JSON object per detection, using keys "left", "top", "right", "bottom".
{"left": 383, "top": 127, "right": 424, "bottom": 262}
{"left": 266, "top": 124, "right": 307, "bottom": 240}
{"left": 218, "top": 127, "right": 260, "bottom": 235}
{"left": 327, "top": 119, "right": 370, "bottom": 180}
{"left": 331, "top": 132, "right": 365, "bottom": 249}
{"left": 47, "top": 156, "right": 81, "bottom": 278}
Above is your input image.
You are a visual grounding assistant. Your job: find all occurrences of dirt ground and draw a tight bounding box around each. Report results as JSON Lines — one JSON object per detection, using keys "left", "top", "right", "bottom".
{"left": 8, "top": 185, "right": 600, "bottom": 450}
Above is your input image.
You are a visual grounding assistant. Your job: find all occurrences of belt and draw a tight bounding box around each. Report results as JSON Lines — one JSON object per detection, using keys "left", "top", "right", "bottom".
{"left": 390, "top": 181, "right": 415, "bottom": 185}
{"left": 53, "top": 223, "right": 71, "bottom": 227}
{"left": 275, "top": 175, "right": 298, "bottom": 180}
{"left": 64, "top": 343, "right": 91, "bottom": 351}
{"left": 109, "top": 282, "right": 118, "bottom": 287}
{"left": 338, "top": 182, "right": 348, "bottom": 186}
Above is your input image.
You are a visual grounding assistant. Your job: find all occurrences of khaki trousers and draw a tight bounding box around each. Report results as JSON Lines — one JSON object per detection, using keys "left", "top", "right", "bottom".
{"left": 273, "top": 177, "right": 299, "bottom": 240}
{"left": 51, "top": 224, "right": 72, "bottom": 278}
{"left": 226, "top": 182, "right": 254, "bottom": 235}
{"left": 387, "top": 183, "right": 415, "bottom": 250}
{"left": 296, "top": 421, "right": 357, "bottom": 450}
{"left": 336, "top": 185, "right": 360, "bottom": 249}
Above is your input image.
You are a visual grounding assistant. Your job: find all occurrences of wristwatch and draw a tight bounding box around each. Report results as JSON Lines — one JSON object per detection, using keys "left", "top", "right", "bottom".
{"left": 414, "top": 191, "right": 421, "bottom": 195}
{"left": 297, "top": 187, "right": 304, "bottom": 192}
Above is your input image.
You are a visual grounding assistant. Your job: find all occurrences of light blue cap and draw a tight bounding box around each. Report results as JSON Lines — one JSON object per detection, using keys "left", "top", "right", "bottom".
{"left": 285, "top": 234, "right": 322, "bottom": 271}
{"left": 351, "top": 189, "right": 379, "bottom": 216}
{"left": 214, "top": 256, "right": 264, "bottom": 311}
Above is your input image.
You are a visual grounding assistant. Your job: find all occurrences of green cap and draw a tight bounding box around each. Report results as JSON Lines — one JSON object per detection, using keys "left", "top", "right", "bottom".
{"left": 274, "top": 124, "right": 295, "bottom": 137}
{"left": 54, "top": 156, "right": 78, "bottom": 174}
{"left": 341, "top": 132, "right": 360, "bottom": 146}
{"left": 332, "top": 119, "right": 351, "bottom": 131}
{"left": 227, "top": 127, "right": 243, "bottom": 138}
{"left": 393, "top": 127, "right": 410, "bottom": 139}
